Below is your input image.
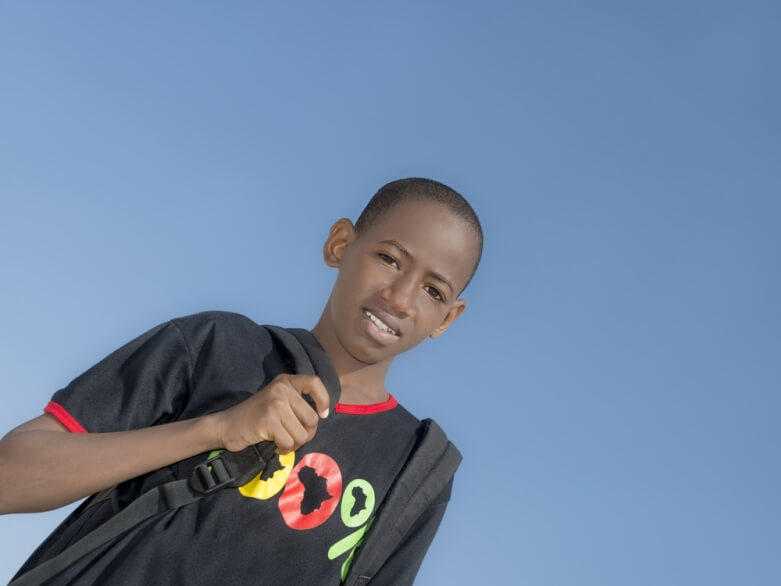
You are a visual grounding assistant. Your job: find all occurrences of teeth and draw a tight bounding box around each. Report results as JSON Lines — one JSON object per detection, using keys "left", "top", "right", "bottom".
{"left": 365, "top": 311, "right": 397, "bottom": 335}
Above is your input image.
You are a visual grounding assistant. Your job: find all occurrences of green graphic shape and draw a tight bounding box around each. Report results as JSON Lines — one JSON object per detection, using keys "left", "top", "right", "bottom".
{"left": 328, "top": 518, "right": 375, "bottom": 580}
{"left": 340, "top": 478, "right": 375, "bottom": 528}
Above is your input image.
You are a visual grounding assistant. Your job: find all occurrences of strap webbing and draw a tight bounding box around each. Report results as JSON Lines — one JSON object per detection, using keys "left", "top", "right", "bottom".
{"left": 10, "top": 440, "right": 276, "bottom": 586}
{"left": 342, "top": 419, "right": 462, "bottom": 585}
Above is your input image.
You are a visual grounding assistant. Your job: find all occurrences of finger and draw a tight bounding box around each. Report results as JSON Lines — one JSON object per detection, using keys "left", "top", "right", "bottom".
{"left": 289, "top": 375, "right": 331, "bottom": 418}
{"left": 278, "top": 410, "right": 311, "bottom": 451}
{"left": 270, "top": 421, "right": 297, "bottom": 455}
{"left": 289, "top": 393, "right": 320, "bottom": 431}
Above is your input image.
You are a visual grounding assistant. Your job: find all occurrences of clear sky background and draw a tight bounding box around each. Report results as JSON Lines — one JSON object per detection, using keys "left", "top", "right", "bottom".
{"left": 1, "top": 2, "right": 779, "bottom": 584}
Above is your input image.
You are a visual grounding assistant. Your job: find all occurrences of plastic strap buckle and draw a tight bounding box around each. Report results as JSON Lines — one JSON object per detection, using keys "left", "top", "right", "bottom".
{"left": 188, "top": 454, "right": 236, "bottom": 495}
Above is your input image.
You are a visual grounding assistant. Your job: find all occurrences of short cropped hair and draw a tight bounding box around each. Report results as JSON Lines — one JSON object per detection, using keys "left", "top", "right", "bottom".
{"left": 355, "top": 178, "right": 483, "bottom": 292}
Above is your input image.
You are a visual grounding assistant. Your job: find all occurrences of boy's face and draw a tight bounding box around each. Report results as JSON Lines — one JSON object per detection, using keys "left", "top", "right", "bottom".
{"left": 322, "top": 198, "right": 479, "bottom": 367}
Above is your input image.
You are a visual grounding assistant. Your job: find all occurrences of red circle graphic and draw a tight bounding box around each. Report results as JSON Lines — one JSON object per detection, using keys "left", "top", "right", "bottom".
{"left": 278, "top": 452, "right": 342, "bottom": 530}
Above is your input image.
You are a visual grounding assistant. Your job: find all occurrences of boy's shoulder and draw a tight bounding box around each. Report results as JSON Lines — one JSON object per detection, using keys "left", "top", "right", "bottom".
{"left": 170, "top": 309, "right": 260, "bottom": 330}
{"left": 164, "top": 311, "right": 326, "bottom": 385}
{"left": 167, "top": 310, "right": 273, "bottom": 345}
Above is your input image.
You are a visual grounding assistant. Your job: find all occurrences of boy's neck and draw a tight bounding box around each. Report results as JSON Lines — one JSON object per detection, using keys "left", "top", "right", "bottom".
{"left": 311, "top": 316, "right": 392, "bottom": 405}
{"left": 337, "top": 376, "right": 390, "bottom": 405}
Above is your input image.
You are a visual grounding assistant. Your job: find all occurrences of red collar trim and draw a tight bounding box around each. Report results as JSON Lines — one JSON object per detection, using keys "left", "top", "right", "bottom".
{"left": 335, "top": 394, "right": 398, "bottom": 415}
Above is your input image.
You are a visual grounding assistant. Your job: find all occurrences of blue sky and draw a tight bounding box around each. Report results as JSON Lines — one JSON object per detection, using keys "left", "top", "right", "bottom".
{"left": 1, "top": 1, "right": 779, "bottom": 584}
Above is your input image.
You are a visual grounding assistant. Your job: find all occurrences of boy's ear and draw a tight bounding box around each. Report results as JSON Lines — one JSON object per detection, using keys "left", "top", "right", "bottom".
{"left": 429, "top": 299, "right": 467, "bottom": 338}
{"left": 323, "top": 218, "right": 357, "bottom": 267}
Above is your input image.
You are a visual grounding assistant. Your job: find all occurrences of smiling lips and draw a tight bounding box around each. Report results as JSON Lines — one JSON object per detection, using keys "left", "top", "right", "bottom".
{"left": 364, "top": 310, "right": 400, "bottom": 343}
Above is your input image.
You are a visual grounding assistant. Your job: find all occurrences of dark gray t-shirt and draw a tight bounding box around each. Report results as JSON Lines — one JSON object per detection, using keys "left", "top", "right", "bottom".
{"left": 19, "top": 312, "right": 430, "bottom": 585}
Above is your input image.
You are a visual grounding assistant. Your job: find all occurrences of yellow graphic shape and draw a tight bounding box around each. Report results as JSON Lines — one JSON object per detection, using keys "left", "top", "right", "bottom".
{"left": 239, "top": 451, "right": 296, "bottom": 500}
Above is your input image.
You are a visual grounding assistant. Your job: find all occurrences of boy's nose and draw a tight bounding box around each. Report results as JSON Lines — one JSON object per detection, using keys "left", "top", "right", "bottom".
{"left": 381, "top": 276, "right": 415, "bottom": 318}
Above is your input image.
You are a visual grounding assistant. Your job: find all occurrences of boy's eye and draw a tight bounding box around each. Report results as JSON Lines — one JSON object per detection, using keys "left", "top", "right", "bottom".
{"left": 378, "top": 253, "right": 399, "bottom": 269}
{"left": 425, "top": 285, "right": 444, "bottom": 302}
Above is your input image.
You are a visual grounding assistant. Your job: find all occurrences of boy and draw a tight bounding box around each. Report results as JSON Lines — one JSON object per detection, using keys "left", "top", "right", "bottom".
{"left": 0, "top": 178, "right": 483, "bottom": 585}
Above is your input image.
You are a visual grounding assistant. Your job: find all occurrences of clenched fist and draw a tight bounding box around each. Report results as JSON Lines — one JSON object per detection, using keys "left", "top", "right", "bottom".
{"left": 211, "top": 374, "right": 331, "bottom": 454}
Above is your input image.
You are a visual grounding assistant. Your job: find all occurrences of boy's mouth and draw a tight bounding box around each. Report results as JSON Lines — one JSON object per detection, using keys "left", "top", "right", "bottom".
{"left": 363, "top": 310, "right": 399, "bottom": 338}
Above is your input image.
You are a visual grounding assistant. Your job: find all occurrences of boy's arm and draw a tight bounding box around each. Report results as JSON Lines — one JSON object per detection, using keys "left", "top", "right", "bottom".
{"left": 0, "top": 373, "right": 329, "bottom": 515}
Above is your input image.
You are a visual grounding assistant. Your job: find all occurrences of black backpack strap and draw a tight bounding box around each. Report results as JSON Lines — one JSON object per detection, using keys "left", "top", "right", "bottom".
{"left": 264, "top": 326, "right": 341, "bottom": 408}
{"left": 10, "top": 442, "right": 277, "bottom": 586}
{"left": 11, "top": 326, "right": 341, "bottom": 586}
{"left": 342, "top": 419, "right": 462, "bottom": 585}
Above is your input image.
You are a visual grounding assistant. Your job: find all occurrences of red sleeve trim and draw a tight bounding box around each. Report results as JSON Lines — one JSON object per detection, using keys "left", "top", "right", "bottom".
{"left": 335, "top": 393, "right": 398, "bottom": 415}
{"left": 44, "top": 401, "right": 88, "bottom": 434}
